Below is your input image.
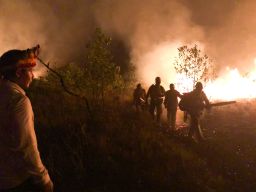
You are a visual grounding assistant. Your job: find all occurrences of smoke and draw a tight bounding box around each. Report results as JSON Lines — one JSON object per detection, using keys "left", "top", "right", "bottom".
{"left": 0, "top": 0, "right": 255, "bottom": 83}
{"left": 93, "top": 0, "right": 203, "bottom": 51}
{"left": 92, "top": 0, "right": 204, "bottom": 88}
{"left": 0, "top": 0, "right": 94, "bottom": 65}
{"left": 93, "top": 0, "right": 256, "bottom": 87}
{"left": 206, "top": 0, "right": 256, "bottom": 73}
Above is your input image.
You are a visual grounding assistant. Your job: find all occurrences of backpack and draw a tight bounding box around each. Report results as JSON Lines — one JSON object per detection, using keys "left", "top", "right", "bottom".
{"left": 178, "top": 92, "right": 192, "bottom": 111}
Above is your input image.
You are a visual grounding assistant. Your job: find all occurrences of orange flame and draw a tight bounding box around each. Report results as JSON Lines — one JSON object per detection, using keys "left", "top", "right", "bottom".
{"left": 136, "top": 42, "right": 256, "bottom": 101}
{"left": 204, "top": 68, "right": 256, "bottom": 101}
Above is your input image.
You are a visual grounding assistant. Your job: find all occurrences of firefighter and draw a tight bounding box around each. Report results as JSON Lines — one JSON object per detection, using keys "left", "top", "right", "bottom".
{"left": 133, "top": 83, "right": 146, "bottom": 112}
{"left": 187, "top": 82, "right": 210, "bottom": 142}
{"left": 0, "top": 47, "right": 53, "bottom": 191}
{"left": 164, "top": 83, "right": 182, "bottom": 131}
{"left": 146, "top": 77, "right": 165, "bottom": 125}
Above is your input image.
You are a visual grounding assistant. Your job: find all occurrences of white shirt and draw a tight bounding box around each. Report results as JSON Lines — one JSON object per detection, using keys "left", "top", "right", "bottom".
{"left": 0, "top": 80, "right": 50, "bottom": 189}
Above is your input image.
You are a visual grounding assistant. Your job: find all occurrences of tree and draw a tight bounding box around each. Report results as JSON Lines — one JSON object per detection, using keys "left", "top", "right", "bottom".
{"left": 42, "top": 28, "right": 125, "bottom": 108}
{"left": 84, "top": 28, "right": 124, "bottom": 104}
{"left": 174, "top": 44, "right": 215, "bottom": 91}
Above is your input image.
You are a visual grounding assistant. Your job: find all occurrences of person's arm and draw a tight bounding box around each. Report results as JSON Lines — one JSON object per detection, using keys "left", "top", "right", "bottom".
{"left": 146, "top": 86, "right": 151, "bottom": 103}
{"left": 142, "top": 89, "right": 146, "bottom": 100}
{"left": 133, "top": 89, "right": 136, "bottom": 104}
{"left": 176, "top": 91, "right": 183, "bottom": 99}
{"left": 12, "top": 96, "right": 53, "bottom": 191}
{"left": 202, "top": 91, "right": 210, "bottom": 107}
{"left": 41, "top": 180, "right": 54, "bottom": 192}
{"left": 161, "top": 86, "right": 165, "bottom": 97}
{"left": 164, "top": 91, "right": 168, "bottom": 108}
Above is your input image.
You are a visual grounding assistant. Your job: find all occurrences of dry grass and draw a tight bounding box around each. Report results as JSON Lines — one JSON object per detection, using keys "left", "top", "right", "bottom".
{"left": 27, "top": 81, "right": 256, "bottom": 191}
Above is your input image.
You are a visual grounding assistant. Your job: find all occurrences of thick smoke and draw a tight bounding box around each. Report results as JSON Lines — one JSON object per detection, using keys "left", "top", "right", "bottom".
{"left": 0, "top": 0, "right": 255, "bottom": 79}
{"left": 92, "top": 0, "right": 204, "bottom": 87}
{"left": 93, "top": 0, "right": 203, "bottom": 53}
{"left": 206, "top": 0, "right": 256, "bottom": 73}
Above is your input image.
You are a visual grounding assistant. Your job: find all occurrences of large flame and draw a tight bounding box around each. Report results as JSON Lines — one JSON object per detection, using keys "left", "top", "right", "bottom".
{"left": 204, "top": 67, "right": 256, "bottom": 101}
{"left": 136, "top": 42, "right": 256, "bottom": 101}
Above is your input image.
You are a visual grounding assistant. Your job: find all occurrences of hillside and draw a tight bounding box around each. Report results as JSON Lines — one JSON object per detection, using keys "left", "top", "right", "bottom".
{"left": 28, "top": 82, "right": 256, "bottom": 192}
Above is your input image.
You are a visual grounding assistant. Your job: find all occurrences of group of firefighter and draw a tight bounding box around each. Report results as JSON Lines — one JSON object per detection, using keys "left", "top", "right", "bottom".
{"left": 133, "top": 76, "right": 210, "bottom": 142}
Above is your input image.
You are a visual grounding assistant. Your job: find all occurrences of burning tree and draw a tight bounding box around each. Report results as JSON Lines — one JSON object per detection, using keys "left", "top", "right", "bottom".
{"left": 174, "top": 44, "right": 215, "bottom": 91}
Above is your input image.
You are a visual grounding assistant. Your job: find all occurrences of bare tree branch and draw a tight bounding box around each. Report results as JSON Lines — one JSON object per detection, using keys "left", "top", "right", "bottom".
{"left": 37, "top": 57, "right": 92, "bottom": 119}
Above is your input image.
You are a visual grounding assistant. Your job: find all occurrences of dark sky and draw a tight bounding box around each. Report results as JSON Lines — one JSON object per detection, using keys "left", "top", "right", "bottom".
{"left": 0, "top": 0, "right": 255, "bottom": 74}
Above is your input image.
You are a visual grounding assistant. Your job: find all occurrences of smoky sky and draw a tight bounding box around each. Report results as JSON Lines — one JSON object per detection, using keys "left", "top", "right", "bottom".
{"left": 0, "top": 0, "right": 255, "bottom": 73}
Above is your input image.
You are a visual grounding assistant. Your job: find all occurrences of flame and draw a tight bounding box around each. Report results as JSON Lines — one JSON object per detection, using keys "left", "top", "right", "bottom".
{"left": 136, "top": 42, "right": 256, "bottom": 101}
{"left": 204, "top": 68, "right": 256, "bottom": 101}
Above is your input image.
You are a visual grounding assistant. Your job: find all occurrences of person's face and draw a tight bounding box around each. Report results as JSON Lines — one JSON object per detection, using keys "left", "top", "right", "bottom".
{"left": 16, "top": 67, "right": 34, "bottom": 89}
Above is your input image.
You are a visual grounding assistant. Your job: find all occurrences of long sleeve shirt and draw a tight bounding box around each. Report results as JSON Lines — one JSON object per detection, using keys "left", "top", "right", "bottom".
{"left": 0, "top": 80, "right": 50, "bottom": 189}
{"left": 146, "top": 84, "right": 165, "bottom": 104}
{"left": 133, "top": 87, "right": 146, "bottom": 104}
{"left": 164, "top": 89, "right": 182, "bottom": 110}
{"left": 189, "top": 89, "right": 210, "bottom": 116}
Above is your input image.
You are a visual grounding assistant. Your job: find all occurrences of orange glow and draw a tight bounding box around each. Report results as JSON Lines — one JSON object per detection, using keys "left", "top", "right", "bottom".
{"left": 33, "top": 66, "right": 47, "bottom": 79}
{"left": 204, "top": 67, "right": 256, "bottom": 101}
{"left": 135, "top": 41, "right": 181, "bottom": 89}
{"left": 136, "top": 43, "right": 256, "bottom": 101}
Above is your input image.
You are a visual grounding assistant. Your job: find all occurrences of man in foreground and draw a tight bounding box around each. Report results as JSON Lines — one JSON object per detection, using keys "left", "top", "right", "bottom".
{"left": 0, "top": 47, "right": 53, "bottom": 191}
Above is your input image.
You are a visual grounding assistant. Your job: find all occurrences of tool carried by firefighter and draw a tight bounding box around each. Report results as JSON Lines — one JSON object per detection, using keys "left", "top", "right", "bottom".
{"left": 208, "top": 101, "right": 236, "bottom": 107}
{"left": 179, "top": 92, "right": 236, "bottom": 111}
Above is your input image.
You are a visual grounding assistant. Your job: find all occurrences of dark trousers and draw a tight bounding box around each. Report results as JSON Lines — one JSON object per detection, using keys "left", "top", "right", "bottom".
{"left": 149, "top": 102, "right": 162, "bottom": 123}
{"left": 167, "top": 109, "right": 177, "bottom": 130}
{"left": 0, "top": 178, "right": 40, "bottom": 192}
{"left": 135, "top": 103, "right": 145, "bottom": 112}
{"left": 188, "top": 114, "right": 204, "bottom": 141}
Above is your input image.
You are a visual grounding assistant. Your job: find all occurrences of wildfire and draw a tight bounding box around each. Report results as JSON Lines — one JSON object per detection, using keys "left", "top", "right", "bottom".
{"left": 136, "top": 42, "right": 256, "bottom": 101}
{"left": 175, "top": 67, "right": 256, "bottom": 101}
{"left": 204, "top": 68, "right": 256, "bottom": 101}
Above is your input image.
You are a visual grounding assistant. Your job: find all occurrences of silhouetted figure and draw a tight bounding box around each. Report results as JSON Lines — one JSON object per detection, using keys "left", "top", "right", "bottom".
{"left": 146, "top": 77, "right": 165, "bottom": 124}
{"left": 187, "top": 82, "right": 210, "bottom": 142}
{"left": 133, "top": 83, "right": 146, "bottom": 112}
{"left": 164, "top": 83, "right": 182, "bottom": 131}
